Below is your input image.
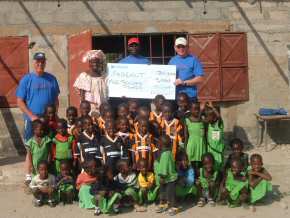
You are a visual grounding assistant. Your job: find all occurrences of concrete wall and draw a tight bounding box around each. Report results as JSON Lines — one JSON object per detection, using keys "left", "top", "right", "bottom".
{"left": 0, "top": 0, "right": 289, "bottom": 157}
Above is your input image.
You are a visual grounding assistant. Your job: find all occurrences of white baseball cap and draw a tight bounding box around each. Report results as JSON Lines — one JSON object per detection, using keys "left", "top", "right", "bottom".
{"left": 175, "top": 37, "right": 187, "bottom": 46}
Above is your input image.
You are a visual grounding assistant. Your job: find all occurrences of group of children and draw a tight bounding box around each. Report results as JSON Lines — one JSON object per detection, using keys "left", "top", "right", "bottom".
{"left": 24, "top": 93, "right": 272, "bottom": 215}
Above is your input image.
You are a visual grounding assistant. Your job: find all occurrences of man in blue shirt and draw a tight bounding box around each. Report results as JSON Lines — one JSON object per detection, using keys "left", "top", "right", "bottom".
{"left": 118, "top": 37, "right": 150, "bottom": 64}
{"left": 16, "top": 52, "right": 60, "bottom": 142}
{"left": 169, "top": 37, "right": 204, "bottom": 102}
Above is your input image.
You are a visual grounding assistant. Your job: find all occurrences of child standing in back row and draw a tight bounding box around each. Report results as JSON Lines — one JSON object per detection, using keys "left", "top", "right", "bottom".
{"left": 184, "top": 102, "right": 206, "bottom": 173}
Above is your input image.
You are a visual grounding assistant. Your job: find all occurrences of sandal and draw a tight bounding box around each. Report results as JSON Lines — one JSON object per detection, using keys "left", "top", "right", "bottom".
{"left": 155, "top": 203, "right": 168, "bottom": 213}
{"left": 208, "top": 198, "right": 216, "bottom": 207}
{"left": 168, "top": 207, "right": 179, "bottom": 216}
{"left": 197, "top": 198, "right": 206, "bottom": 207}
{"left": 94, "top": 207, "right": 101, "bottom": 216}
{"left": 135, "top": 205, "right": 147, "bottom": 212}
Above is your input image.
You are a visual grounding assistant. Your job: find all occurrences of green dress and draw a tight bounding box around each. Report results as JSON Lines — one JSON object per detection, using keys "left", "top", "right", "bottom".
{"left": 26, "top": 136, "right": 52, "bottom": 175}
{"left": 225, "top": 170, "right": 248, "bottom": 206}
{"left": 248, "top": 168, "right": 272, "bottom": 204}
{"left": 207, "top": 120, "right": 225, "bottom": 170}
{"left": 158, "top": 149, "right": 178, "bottom": 183}
{"left": 53, "top": 135, "right": 74, "bottom": 175}
{"left": 79, "top": 184, "right": 95, "bottom": 209}
{"left": 199, "top": 168, "right": 219, "bottom": 200}
{"left": 185, "top": 118, "right": 206, "bottom": 162}
{"left": 92, "top": 193, "right": 122, "bottom": 214}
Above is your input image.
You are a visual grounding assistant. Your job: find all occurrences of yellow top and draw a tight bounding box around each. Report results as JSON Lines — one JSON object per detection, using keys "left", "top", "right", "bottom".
{"left": 138, "top": 172, "right": 155, "bottom": 188}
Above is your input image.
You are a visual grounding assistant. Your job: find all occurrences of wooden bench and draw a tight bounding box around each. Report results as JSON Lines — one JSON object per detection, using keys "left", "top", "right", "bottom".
{"left": 255, "top": 114, "right": 290, "bottom": 149}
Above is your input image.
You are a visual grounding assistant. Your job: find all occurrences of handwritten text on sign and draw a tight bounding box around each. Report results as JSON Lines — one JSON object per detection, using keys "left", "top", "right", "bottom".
{"left": 107, "top": 63, "right": 176, "bottom": 100}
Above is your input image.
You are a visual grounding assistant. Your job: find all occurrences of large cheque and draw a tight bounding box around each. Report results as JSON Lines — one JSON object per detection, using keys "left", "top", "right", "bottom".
{"left": 107, "top": 63, "right": 176, "bottom": 100}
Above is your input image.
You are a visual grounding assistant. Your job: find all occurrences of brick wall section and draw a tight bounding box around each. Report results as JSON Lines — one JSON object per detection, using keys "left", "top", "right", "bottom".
{"left": 0, "top": 0, "right": 289, "bottom": 157}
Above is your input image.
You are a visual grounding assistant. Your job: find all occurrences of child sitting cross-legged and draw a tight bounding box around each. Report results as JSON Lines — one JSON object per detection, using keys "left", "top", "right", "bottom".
{"left": 137, "top": 158, "right": 159, "bottom": 212}
{"left": 30, "top": 160, "right": 57, "bottom": 207}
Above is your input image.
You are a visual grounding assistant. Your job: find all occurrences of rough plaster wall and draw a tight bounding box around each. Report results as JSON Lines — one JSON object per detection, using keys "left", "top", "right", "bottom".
{"left": 0, "top": 0, "right": 289, "bottom": 157}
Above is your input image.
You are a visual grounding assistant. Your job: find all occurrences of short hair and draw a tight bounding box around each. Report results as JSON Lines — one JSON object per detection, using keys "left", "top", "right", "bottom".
{"left": 117, "top": 102, "right": 129, "bottom": 110}
{"left": 117, "top": 159, "right": 129, "bottom": 171}
{"left": 80, "top": 100, "right": 90, "bottom": 107}
{"left": 137, "top": 158, "right": 147, "bottom": 169}
{"left": 154, "top": 94, "right": 165, "bottom": 102}
{"left": 32, "top": 119, "right": 43, "bottom": 130}
{"left": 250, "top": 153, "right": 263, "bottom": 162}
{"left": 176, "top": 150, "right": 188, "bottom": 162}
{"left": 60, "top": 159, "right": 71, "bottom": 169}
{"left": 44, "top": 104, "right": 56, "bottom": 113}
{"left": 66, "top": 106, "right": 78, "bottom": 115}
{"left": 201, "top": 152, "right": 215, "bottom": 164}
{"left": 37, "top": 160, "right": 48, "bottom": 169}
{"left": 57, "top": 118, "right": 68, "bottom": 128}
{"left": 162, "top": 101, "right": 173, "bottom": 111}
{"left": 177, "top": 92, "right": 189, "bottom": 101}
{"left": 230, "top": 138, "right": 244, "bottom": 148}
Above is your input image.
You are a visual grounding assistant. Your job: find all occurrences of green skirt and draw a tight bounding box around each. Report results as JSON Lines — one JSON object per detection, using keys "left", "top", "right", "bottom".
{"left": 92, "top": 193, "right": 122, "bottom": 214}
{"left": 138, "top": 187, "right": 159, "bottom": 204}
{"left": 250, "top": 180, "right": 272, "bottom": 204}
{"left": 176, "top": 185, "right": 197, "bottom": 198}
{"left": 78, "top": 184, "right": 95, "bottom": 209}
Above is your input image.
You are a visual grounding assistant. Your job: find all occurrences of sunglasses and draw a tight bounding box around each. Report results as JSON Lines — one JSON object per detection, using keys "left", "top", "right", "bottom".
{"left": 176, "top": 45, "right": 186, "bottom": 49}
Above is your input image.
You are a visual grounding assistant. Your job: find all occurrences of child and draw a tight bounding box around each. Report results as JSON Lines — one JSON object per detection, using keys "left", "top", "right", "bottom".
{"left": 174, "top": 92, "right": 190, "bottom": 122}
{"left": 90, "top": 167, "right": 122, "bottom": 215}
{"left": 73, "top": 50, "right": 108, "bottom": 114}
{"left": 184, "top": 102, "right": 206, "bottom": 172}
{"left": 56, "top": 160, "right": 75, "bottom": 204}
{"left": 72, "top": 117, "right": 83, "bottom": 141}
{"left": 44, "top": 104, "right": 58, "bottom": 138}
{"left": 30, "top": 160, "right": 56, "bottom": 207}
{"left": 114, "top": 160, "right": 139, "bottom": 209}
{"left": 77, "top": 116, "right": 103, "bottom": 167}
{"left": 196, "top": 153, "right": 221, "bottom": 207}
{"left": 117, "top": 103, "right": 129, "bottom": 119}
{"left": 76, "top": 158, "right": 98, "bottom": 209}
{"left": 221, "top": 159, "right": 249, "bottom": 207}
{"left": 52, "top": 119, "right": 76, "bottom": 175}
{"left": 155, "top": 135, "right": 179, "bottom": 215}
{"left": 224, "top": 138, "right": 249, "bottom": 172}
{"left": 150, "top": 95, "right": 165, "bottom": 125}
{"left": 132, "top": 118, "right": 158, "bottom": 170}
{"left": 205, "top": 102, "right": 225, "bottom": 170}
{"left": 160, "top": 101, "right": 183, "bottom": 159}
{"left": 25, "top": 119, "right": 52, "bottom": 185}
{"left": 133, "top": 106, "right": 150, "bottom": 132}
{"left": 248, "top": 154, "right": 272, "bottom": 206}
{"left": 100, "top": 120, "right": 123, "bottom": 175}
{"left": 79, "top": 100, "right": 91, "bottom": 118}
{"left": 116, "top": 117, "right": 133, "bottom": 163}
{"left": 175, "top": 151, "right": 196, "bottom": 200}
{"left": 128, "top": 99, "right": 139, "bottom": 122}
{"left": 137, "top": 159, "right": 158, "bottom": 211}
{"left": 66, "top": 106, "right": 78, "bottom": 135}
{"left": 98, "top": 108, "right": 114, "bottom": 136}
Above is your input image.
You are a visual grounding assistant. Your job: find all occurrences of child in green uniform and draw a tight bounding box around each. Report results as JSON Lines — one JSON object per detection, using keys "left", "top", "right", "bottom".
{"left": 248, "top": 154, "right": 272, "bottom": 209}
{"left": 221, "top": 159, "right": 249, "bottom": 207}
{"left": 56, "top": 160, "right": 75, "bottom": 205}
{"left": 30, "top": 160, "right": 56, "bottom": 207}
{"left": 52, "top": 119, "right": 76, "bottom": 175}
{"left": 114, "top": 160, "right": 139, "bottom": 209}
{"left": 137, "top": 158, "right": 158, "bottom": 212}
{"left": 196, "top": 153, "right": 221, "bottom": 207}
{"left": 76, "top": 158, "right": 98, "bottom": 209}
{"left": 184, "top": 102, "right": 206, "bottom": 172}
{"left": 175, "top": 151, "right": 196, "bottom": 200}
{"left": 224, "top": 138, "right": 249, "bottom": 173}
{"left": 90, "top": 167, "right": 122, "bottom": 215}
{"left": 205, "top": 102, "right": 225, "bottom": 170}
{"left": 155, "top": 135, "right": 179, "bottom": 216}
{"left": 25, "top": 120, "right": 52, "bottom": 185}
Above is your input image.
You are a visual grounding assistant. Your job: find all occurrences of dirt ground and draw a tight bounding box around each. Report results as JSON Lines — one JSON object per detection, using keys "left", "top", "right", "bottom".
{"left": 0, "top": 145, "right": 290, "bottom": 218}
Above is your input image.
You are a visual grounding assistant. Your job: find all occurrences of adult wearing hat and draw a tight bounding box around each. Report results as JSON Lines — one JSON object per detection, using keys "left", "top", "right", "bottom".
{"left": 169, "top": 37, "right": 204, "bottom": 102}
{"left": 118, "top": 37, "right": 150, "bottom": 64}
{"left": 16, "top": 52, "right": 60, "bottom": 142}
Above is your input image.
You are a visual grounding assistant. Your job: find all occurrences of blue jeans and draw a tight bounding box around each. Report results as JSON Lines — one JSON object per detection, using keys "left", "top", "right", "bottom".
{"left": 24, "top": 119, "right": 33, "bottom": 142}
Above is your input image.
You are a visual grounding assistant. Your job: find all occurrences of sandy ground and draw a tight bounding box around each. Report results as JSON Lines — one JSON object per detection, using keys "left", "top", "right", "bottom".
{"left": 0, "top": 145, "right": 290, "bottom": 218}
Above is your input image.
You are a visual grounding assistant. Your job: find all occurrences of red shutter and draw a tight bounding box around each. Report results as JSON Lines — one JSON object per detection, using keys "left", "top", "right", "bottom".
{"left": 68, "top": 30, "right": 92, "bottom": 108}
{"left": 221, "top": 33, "right": 248, "bottom": 101}
{"left": 188, "top": 32, "right": 248, "bottom": 102}
{"left": 0, "top": 36, "right": 29, "bottom": 107}
{"left": 188, "top": 33, "right": 220, "bottom": 101}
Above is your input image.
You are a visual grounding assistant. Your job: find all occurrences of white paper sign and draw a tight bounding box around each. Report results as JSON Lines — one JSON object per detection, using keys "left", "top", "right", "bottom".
{"left": 107, "top": 63, "right": 176, "bottom": 100}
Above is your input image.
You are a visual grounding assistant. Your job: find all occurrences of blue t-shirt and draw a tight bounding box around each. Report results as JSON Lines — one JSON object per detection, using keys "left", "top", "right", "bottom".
{"left": 178, "top": 167, "right": 195, "bottom": 186}
{"left": 16, "top": 72, "right": 60, "bottom": 120}
{"left": 169, "top": 54, "right": 204, "bottom": 98}
{"left": 118, "top": 55, "right": 150, "bottom": 64}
